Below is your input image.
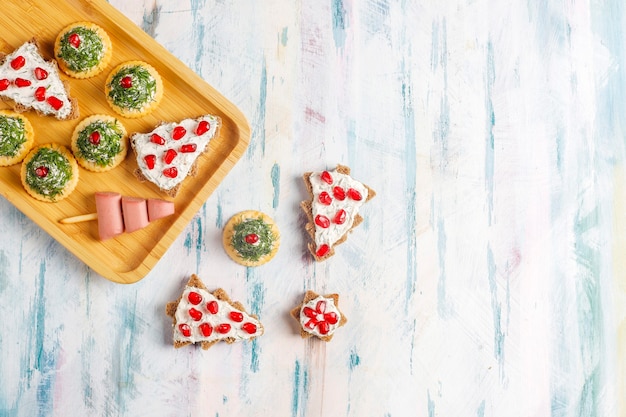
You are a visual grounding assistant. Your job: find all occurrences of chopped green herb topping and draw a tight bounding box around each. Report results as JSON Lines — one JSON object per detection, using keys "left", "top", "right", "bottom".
{"left": 76, "top": 120, "right": 123, "bottom": 167}
{"left": 107, "top": 65, "right": 156, "bottom": 110}
{"left": 25, "top": 147, "right": 73, "bottom": 200}
{"left": 231, "top": 217, "right": 277, "bottom": 262}
{"left": 0, "top": 115, "right": 26, "bottom": 157}
{"left": 57, "top": 27, "right": 104, "bottom": 72}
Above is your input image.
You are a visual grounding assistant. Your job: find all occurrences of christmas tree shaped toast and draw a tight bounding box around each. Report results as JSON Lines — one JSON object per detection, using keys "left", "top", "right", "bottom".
{"left": 130, "top": 114, "right": 221, "bottom": 197}
{"left": 301, "top": 164, "right": 376, "bottom": 261}
{"left": 0, "top": 39, "right": 78, "bottom": 120}
{"left": 166, "top": 274, "right": 263, "bottom": 350}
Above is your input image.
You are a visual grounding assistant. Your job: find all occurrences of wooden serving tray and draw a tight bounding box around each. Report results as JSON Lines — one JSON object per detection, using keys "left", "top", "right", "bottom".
{"left": 0, "top": 0, "right": 250, "bottom": 283}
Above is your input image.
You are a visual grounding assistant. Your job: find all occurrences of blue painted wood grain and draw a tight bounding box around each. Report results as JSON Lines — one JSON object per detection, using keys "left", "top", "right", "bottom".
{"left": 0, "top": 0, "right": 625, "bottom": 416}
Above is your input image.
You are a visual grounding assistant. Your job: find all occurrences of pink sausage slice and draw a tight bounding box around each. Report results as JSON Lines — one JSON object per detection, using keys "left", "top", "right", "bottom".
{"left": 121, "top": 196, "right": 149, "bottom": 233}
{"left": 147, "top": 199, "right": 175, "bottom": 222}
{"left": 95, "top": 192, "right": 124, "bottom": 240}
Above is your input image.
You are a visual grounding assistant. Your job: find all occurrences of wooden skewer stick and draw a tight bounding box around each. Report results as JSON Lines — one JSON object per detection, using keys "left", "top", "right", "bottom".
{"left": 59, "top": 213, "right": 98, "bottom": 224}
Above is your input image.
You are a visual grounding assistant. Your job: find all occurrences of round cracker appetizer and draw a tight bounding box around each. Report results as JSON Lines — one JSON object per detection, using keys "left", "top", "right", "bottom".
{"left": 71, "top": 114, "right": 127, "bottom": 172}
{"left": 55, "top": 22, "right": 112, "bottom": 79}
{"left": 105, "top": 61, "right": 163, "bottom": 118}
{"left": 21, "top": 144, "right": 79, "bottom": 202}
{"left": 222, "top": 210, "right": 280, "bottom": 267}
{"left": 0, "top": 110, "right": 34, "bottom": 166}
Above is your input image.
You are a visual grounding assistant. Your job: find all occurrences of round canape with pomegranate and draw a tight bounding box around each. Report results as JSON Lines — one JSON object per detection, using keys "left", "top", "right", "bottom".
{"left": 55, "top": 22, "right": 112, "bottom": 79}
{"left": 71, "top": 114, "right": 127, "bottom": 172}
{"left": 105, "top": 61, "right": 163, "bottom": 118}
{"left": 222, "top": 210, "right": 280, "bottom": 267}
{"left": 20, "top": 143, "right": 79, "bottom": 202}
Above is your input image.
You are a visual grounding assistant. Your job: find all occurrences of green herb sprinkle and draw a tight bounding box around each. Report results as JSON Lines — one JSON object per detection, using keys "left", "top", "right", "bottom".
{"left": 231, "top": 217, "right": 277, "bottom": 262}
{"left": 0, "top": 115, "right": 26, "bottom": 158}
{"left": 76, "top": 121, "right": 123, "bottom": 167}
{"left": 107, "top": 65, "right": 156, "bottom": 110}
{"left": 57, "top": 27, "right": 105, "bottom": 72}
{"left": 25, "top": 147, "right": 73, "bottom": 200}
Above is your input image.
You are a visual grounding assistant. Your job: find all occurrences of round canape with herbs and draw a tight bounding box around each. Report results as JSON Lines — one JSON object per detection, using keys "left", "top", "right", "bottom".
{"left": 105, "top": 61, "right": 163, "bottom": 118}
{"left": 0, "top": 110, "right": 34, "bottom": 166}
{"left": 55, "top": 22, "right": 112, "bottom": 79}
{"left": 71, "top": 114, "right": 127, "bottom": 172}
{"left": 222, "top": 210, "right": 280, "bottom": 267}
{"left": 20, "top": 143, "right": 79, "bottom": 202}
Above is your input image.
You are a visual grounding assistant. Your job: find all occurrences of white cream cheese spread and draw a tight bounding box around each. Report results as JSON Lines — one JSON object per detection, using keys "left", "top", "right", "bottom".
{"left": 0, "top": 41, "right": 73, "bottom": 119}
{"left": 173, "top": 285, "right": 263, "bottom": 344}
{"left": 131, "top": 115, "right": 219, "bottom": 191}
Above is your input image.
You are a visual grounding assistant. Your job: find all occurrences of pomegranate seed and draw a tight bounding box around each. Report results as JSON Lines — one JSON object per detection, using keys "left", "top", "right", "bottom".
{"left": 163, "top": 167, "right": 178, "bottom": 178}
{"left": 178, "top": 324, "right": 191, "bottom": 337}
{"left": 187, "top": 291, "right": 202, "bottom": 305}
{"left": 321, "top": 171, "right": 333, "bottom": 184}
{"left": 318, "top": 191, "right": 332, "bottom": 205}
{"left": 0, "top": 79, "right": 9, "bottom": 91}
{"left": 347, "top": 188, "right": 363, "bottom": 201}
{"left": 150, "top": 133, "right": 165, "bottom": 145}
{"left": 318, "top": 321, "right": 330, "bottom": 335}
{"left": 89, "top": 131, "right": 101, "bottom": 145}
{"left": 35, "top": 166, "right": 48, "bottom": 177}
{"left": 34, "top": 67, "right": 48, "bottom": 80}
{"left": 304, "top": 319, "right": 317, "bottom": 330}
{"left": 188, "top": 308, "right": 203, "bottom": 321}
{"left": 207, "top": 300, "right": 219, "bottom": 314}
{"left": 195, "top": 120, "right": 210, "bottom": 135}
{"left": 303, "top": 307, "right": 317, "bottom": 319}
{"left": 217, "top": 323, "right": 231, "bottom": 334}
{"left": 172, "top": 126, "right": 186, "bottom": 140}
{"left": 316, "top": 300, "right": 327, "bottom": 314}
{"left": 333, "top": 186, "right": 346, "bottom": 201}
{"left": 144, "top": 155, "right": 156, "bottom": 170}
{"left": 47, "top": 96, "right": 63, "bottom": 110}
{"left": 229, "top": 311, "right": 244, "bottom": 322}
{"left": 163, "top": 149, "right": 177, "bottom": 164}
{"left": 10, "top": 56, "right": 25, "bottom": 70}
{"left": 199, "top": 323, "right": 213, "bottom": 337}
{"left": 120, "top": 76, "right": 133, "bottom": 88}
{"left": 315, "top": 244, "right": 330, "bottom": 258}
{"left": 68, "top": 33, "right": 81, "bottom": 48}
{"left": 315, "top": 214, "right": 330, "bottom": 228}
{"left": 34, "top": 86, "right": 46, "bottom": 102}
{"left": 333, "top": 209, "right": 346, "bottom": 225}
{"left": 245, "top": 233, "right": 259, "bottom": 244}
{"left": 242, "top": 322, "right": 257, "bottom": 334}
{"left": 324, "top": 312, "right": 338, "bottom": 325}
{"left": 180, "top": 144, "right": 197, "bottom": 153}
{"left": 15, "top": 78, "right": 31, "bottom": 88}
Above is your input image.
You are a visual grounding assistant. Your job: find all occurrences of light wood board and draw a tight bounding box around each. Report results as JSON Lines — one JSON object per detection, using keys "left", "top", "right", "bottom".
{"left": 0, "top": 0, "right": 250, "bottom": 284}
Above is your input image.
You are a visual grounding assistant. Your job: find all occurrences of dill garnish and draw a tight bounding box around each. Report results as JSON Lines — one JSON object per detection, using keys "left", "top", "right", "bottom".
{"left": 0, "top": 115, "right": 26, "bottom": 157}
{"left": 24, "top": 147, "right": 73, "bottom": 199}
{"left": 231, "top": 217, "right": 277, "bottom": 262}
{"left": 57, "top": 26, "right": 104, "bottom": 72}
{"left": 107, "top": 65, "right": 156, "bottom": 110}
{"left": 76, "top": 120, "right": 123, "bottom": 167}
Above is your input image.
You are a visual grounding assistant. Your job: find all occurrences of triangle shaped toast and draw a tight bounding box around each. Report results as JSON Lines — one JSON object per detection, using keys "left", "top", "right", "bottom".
{"left": 0, "top": 39, "right": 78, "bottom": 120}
{"left": 301, "top": 164, "right": 375, "bottom": 261}
{"left": 166, "top": 274, "right": 263, "bottom": 350}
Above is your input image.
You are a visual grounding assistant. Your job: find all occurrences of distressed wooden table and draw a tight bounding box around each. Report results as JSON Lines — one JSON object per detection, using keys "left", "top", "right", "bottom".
{"left": 1, "top": 0, "right": 624, "bottom": 416}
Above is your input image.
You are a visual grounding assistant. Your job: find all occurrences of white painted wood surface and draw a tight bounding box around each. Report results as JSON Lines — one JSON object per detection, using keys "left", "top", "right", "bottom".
{"left": 1, "top": 0, "right": 625, "bottom": 416}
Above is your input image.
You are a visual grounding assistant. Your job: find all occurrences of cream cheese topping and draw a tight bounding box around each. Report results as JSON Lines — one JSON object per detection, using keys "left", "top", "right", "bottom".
{"left": 173, "top": 286, "right": 263, "bottom": 344}
{"left": 131, "top": 115, "right": 219, "bottom": 191}
{"left": 309, "top": 169, "right": 369, "bottom": 249}
{"left": 299, "top": 295, "right": 342, "bottom": 338}
{"left": 0, "top": 42, "right": 72, "bottom": 119}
